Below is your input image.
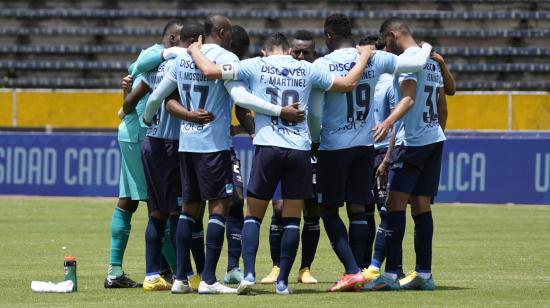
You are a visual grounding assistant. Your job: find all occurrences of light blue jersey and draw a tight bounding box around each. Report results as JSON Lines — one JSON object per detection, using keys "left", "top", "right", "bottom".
{"left": 235, "top": 55, "right": 334, "bottom": 150}
{"left": 399, "top": 47, "right": 446, "bottom": 146}
{"left": 392, "top": 76, "right": 406, "bottom": 146}
{"left": 373, "top": 73, "right": 398, "bottom": 149}
{"left": 314, "top": 48, "right": 397, "bottom": 150}
{"left": 118, "top": 44, "right": 164, "bottom": 143}
{"left": 143, "top": 59, "right": 181, "bottom": 140}
{"left": 166, "top": 44, "right": 238, "bottom": 153}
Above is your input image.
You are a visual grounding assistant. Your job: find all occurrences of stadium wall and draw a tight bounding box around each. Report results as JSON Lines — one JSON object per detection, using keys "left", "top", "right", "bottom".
{"left": 1, "top": 90, "right": 549, "bottom": 130}
{"left": 0, "top": 132, "right": 549, "bottom": 205}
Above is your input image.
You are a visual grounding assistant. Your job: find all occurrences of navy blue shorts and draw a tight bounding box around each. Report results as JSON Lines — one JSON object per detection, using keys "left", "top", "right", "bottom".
{"left": 230, "top": 147, "right": 244, "bottom": 193}
{"left": 272, "top": 157, "right": 317, "bottom": 201}
{"left": 141, "top": 136, "right": 181, "bottom": 214}
{"left": 179, "top": 150, "right": 234, "bottom": 203}
{"left": 247, "top": 146, "right": 312, "bottom": 200}
{"left": 317, "top": 146, "right": 375, "bottom": 207}
{"left": 388, "top": 142, "right": 444, "bottom": 196}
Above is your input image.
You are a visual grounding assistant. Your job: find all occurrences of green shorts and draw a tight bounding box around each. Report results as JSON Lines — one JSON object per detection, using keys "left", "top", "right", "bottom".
{"left": 118, "top": 140, "right": 148, "bottom": 201}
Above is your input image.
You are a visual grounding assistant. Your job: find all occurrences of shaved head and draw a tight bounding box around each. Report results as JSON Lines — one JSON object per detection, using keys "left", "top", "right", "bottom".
{"left": 204, "top": 14, "right": 233, "bottom": 49}
{"left": 205, "top": 14, "right": 232, "bottom": 36}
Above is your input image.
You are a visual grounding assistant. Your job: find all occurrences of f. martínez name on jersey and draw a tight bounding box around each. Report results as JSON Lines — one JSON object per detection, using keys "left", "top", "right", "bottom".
{"left": 259, "top": 73, "right": 307, "bottom": 88}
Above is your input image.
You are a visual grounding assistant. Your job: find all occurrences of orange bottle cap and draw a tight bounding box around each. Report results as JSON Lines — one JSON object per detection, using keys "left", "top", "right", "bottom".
{"left": 64, "top": 256, "right": 76, "bottom": 261}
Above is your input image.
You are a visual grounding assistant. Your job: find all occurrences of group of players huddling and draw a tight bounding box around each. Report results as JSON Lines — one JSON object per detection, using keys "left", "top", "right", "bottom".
{"left": 104, "top": 12, "right": 456, "bottom": 295}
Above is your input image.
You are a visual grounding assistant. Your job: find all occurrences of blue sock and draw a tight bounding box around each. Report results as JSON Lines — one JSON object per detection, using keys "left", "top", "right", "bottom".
{"left": 191, "top": 220, "right": 205, "bottom": 274}
{"left": 226, "top": 200, "right": 244, "bottom": 271}
{"left": 384, "top": 211, "right": 406, "bottom": 274}
{"left": 413, "top": 212, "right": 433, "bottom": 274}
{"left": 365, "top": 204, "right": 376, "bottom": 268}
{"left": 269, "top": 216, "right": 283, "bottom": 266}
{"left": 300, "top": 216, "right": 320, "bottom": 269}
{"left": 277, "top": 217, "right": 301, "bottom": 285}
{"left": 242, "top": 216, "right": 262, "bottom": 278}
{"left": 371, "top": 205, "right": 388, "bottom": 268}
{"left": 348, "top": 212, "right": 369, "bottom": 269}
{"left": 202, "top": 214, "right": 226, "bottom": 285}
{"left": 175, "top": 214, "right": 195, "bottom": 281}
{"left": 322, "top": 214, "right": 360, "bottom": 274}
{"left": 145, "top": 217, "right": 166, "bottom": 275}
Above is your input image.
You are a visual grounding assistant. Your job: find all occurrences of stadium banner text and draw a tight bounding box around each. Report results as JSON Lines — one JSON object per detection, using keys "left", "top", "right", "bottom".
{"left": 0, "top": 132, "right": 549, "bottom": 205}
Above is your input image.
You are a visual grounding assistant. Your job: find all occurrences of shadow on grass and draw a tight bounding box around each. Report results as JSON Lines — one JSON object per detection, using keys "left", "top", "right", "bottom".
{"left": 396, "top": 285, "right": 471, "bottom": 292}
{"left": 432, "top": 285, "right": 471, "bottom": 291}
{"left": 291, "top": 288, "right": 329, "bottom": 294}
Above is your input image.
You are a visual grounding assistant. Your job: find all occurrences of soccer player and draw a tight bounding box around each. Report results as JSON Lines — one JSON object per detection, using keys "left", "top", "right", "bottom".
{"left": 365, "top": 17, "right": 446, "bottom": 291}
{"left": 357, "top": 35, "right": 405, "bottom": 281}
{"left": 261, "top": 30, "right": 320, "bottom": 285}
{"left": 187, "top": 31, "right": 374, "bottom": 294}
{"left": 104, "top": 20, "right": 184, "bottom": 289}
{"left": 224, "top": 24, "right": 253, "bottom": 285}
{"left": 308, "top": 14, "right": 432, "bottom": 292}
{"left": 118, "top": 22, "right": 204, "bottom": 291}
{"left": 364, "top": 45, "right": 455, "bottom": 282}
{"left": 143, "top": 16, "right": 304, "bottom": 294}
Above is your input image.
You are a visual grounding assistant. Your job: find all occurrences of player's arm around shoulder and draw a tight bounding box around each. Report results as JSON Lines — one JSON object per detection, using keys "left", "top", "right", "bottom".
{"left": 122, "top": 80, "right": 151, "bottom": 117}
{"left": 330, "top": 44, "right": 375, "bottom": 92}
{"left": 187, "top": 38, "right": 226, "bottom": 80}
{"left": 436, "top": 86, "right": 448, "bottom": 131}
{"left": 431, "top": 51, "right": 456, "bottom": 96}
{"left": 373, "top": 78, "right": 416, "bottom": 143}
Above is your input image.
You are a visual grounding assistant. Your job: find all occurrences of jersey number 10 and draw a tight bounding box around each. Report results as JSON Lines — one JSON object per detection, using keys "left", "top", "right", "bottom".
{"left": 266, "top": 87, "right": 300, "bottom": 127}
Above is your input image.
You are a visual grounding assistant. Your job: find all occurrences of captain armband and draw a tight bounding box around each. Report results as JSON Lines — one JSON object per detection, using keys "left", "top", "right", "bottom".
{"left": 221, "top": 63, "right": 237, "bottom": 80}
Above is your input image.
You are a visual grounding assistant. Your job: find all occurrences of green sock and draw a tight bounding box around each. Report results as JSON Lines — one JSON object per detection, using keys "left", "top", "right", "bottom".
{"left": 108, "top": 265, "right": 124, "bottom": 278}
{"left": 161, "top": 223, "right": 177, "bottom": 273}
{"left": 108, "top": 207, "right": 132, "bottom": 276}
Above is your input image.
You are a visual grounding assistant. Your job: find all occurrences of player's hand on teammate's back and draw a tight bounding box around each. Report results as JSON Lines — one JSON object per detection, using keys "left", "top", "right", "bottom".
{"left": 121, "top": 75, "right": 132, "bottom": 93}
{"left": 372, "top": 121, "right": 390, "bottom": 143}
{"left": 187, "top": 35, "right": 203, "bottom": 55}
{"left": 189, "top": 109, "right": 214, "bottom": 124}
{"left": 280, "top": 102, "right": 305, "bottom": 123}
{"left": 430, "top": 51, "right": 445, "bottom": 65}
{"left": 356, "top": 44, "right": 376, "bottom": 58}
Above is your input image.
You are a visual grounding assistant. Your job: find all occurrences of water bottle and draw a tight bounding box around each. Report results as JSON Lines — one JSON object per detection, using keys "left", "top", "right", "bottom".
{"left": 64, "top": 256, "right": 77, "bottom": 291}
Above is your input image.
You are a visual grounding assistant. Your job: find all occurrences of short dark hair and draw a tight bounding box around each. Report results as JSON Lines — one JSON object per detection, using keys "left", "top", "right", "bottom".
{"left": 180, "top": 22, "right": 204, "bottom": 41}
{"left": 379, "top": 17, "right": 410, "bottom": 35}
{"left": 162, "top": 19, "right": 184, "bottom": 36}
{"left": 358, "top": 35, "right": 378, "bottom": 46}
{"left": 263, "top": 32, "right": 290, "bottom": 51}
{"left": 358, "top": 35, "right": 385, "bottom": 50}
{"left": 294, "top": 30, "right": 314, "bottom": 41}
{"left": 324, "top": 14, "right": 352, "bottom": 38}
{"left": 231, "top": 25, "right": 250, "bottom": 59}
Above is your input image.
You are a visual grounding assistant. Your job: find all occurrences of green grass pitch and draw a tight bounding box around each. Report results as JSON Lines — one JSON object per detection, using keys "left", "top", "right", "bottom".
{"left": 0, "top": 196, "right": 549, "bottom": 307}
